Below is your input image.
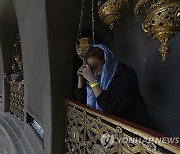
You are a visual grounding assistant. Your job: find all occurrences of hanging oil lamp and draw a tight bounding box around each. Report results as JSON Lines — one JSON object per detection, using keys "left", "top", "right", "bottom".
{"left": 75, "top": 0, "right": 95, "bottom": 61}
{"left": 98, "top": 0, "right": 129, "bottom": 30}
{"left": 134, "top": 0, "right": 180, "bottom": 61}
{"left": 76, "top": 37, "right": 93, "bottom": 60}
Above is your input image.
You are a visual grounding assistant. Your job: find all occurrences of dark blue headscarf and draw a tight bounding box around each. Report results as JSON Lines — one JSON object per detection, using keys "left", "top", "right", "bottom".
{"left": 87, "top": 44, "right": 118, "bottom": 110}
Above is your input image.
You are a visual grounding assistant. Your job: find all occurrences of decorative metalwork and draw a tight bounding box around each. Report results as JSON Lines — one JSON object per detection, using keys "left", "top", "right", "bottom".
{"left": 65, "top": 105, "right": 85, "bottom": 153}
{"left": 98, "top": 0, "right": 129, "bottom": 30}
{"left": 65, "top": 100, "right": 180, "bottom": 154}
{"left": 75, "top": 37, "right": 93, "bottom": 60}
{"left": 4, "top": 34, "right": 24, "bottom": 120}
{"left": 134, "top": 0, "right": 180, "bottom": 61}
{"left": 9, "top": 83, "right": 24, "bottom": 120}
{"left": 92, "top": 144, "right": 105, "bottom": 154}
{"left": 75, "top": 0, "right": 95, "bottom": 60}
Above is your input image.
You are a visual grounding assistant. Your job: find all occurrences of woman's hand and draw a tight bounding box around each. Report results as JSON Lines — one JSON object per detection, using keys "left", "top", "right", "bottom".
{"left": 77, "top": 64, "right": 102, "bottom": 97}
{"left": 78, "top": 64, "right": 96, "bottom": 83}
{"left": 77, "top": 67, "right": 84, "bottom": 88}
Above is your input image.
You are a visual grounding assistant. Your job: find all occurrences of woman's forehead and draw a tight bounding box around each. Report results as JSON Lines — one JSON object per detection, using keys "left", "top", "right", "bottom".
{"left": 87, "top": 57, "right": 100, "bottom": 64}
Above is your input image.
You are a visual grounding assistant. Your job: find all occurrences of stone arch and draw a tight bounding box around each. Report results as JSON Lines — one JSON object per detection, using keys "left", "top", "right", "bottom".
{"left": 11, "top": 0, "right": 52, "bottom": 153}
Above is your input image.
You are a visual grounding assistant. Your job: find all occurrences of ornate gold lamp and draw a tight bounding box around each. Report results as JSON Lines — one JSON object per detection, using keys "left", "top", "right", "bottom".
{"left": 76, "top": 37, "right": 93, "bottom": 60}
{"left": 134, "top": 0, "right": 180, "bottom": 61}
{"left": 98, "top": 0, "right": 129, "bottom": 30}
{"left": 75, "top": 0, "right": 95, "bottom": 60}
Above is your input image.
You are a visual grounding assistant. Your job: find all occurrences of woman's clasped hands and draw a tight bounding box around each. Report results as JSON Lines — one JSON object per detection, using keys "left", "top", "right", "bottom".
{"left": 77, "top": 64, "right": 96, "bottom": 83}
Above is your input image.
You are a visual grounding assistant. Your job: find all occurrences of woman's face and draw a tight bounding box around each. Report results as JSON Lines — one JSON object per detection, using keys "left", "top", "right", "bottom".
{"left": 87, "top": 57, "right": 104, "bottom": 75}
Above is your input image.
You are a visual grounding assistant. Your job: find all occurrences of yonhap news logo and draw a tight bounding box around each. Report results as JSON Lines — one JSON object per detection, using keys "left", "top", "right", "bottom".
{"left": 100, "top": 132, "right": 180, "bottom": 149}
{"left": 100, "top": 133, "right": 115, "bottom": 149}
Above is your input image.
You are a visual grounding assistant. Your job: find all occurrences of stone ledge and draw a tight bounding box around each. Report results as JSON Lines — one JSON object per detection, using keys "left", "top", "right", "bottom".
{"left": 0, "top": 111, "right": 35, "bottom": 154}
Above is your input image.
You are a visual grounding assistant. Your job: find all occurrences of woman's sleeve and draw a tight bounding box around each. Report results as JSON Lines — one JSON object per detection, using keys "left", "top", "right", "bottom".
{"left": 75, "top": 86, "right": 87, "bottom": 105}
{"left": 96, "top": 70, "right": 139, "bottom": 115}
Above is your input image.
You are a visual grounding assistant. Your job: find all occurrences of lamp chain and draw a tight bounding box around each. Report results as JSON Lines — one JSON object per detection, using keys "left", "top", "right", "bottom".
{"left": 92, "top": 0, "right": 95, "bottom": 44}
{"left": 76, "top": 0, "right": 85, "bottom": 45}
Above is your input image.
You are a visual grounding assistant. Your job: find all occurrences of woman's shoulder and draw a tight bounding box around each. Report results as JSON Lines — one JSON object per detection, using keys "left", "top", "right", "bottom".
{"left": 117, "top": 61, "right": 136, "bottom": 74}
{"left": 114, "top": 61, "right": 138, "bottom": 81}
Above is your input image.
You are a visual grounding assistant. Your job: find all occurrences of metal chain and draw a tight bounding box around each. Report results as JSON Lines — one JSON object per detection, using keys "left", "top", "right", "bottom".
{"left": 76, "top": 0, "right": 95, "bottom": 45}
{"left": 92, "top": 0, "right": 95, "bottom": 44}
{"left": 76, "top": 0, "right": 85, "bottom": 45}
